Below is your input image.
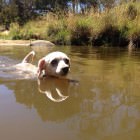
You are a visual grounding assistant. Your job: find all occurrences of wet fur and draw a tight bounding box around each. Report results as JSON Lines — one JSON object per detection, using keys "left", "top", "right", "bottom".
{"left": 13, "top": 51, "right": 70, "bottom": 79}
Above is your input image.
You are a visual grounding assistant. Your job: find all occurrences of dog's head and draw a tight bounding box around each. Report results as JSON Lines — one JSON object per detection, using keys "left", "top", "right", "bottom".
{"left": 37, "top": 51, "right": 70, "bottom": 78}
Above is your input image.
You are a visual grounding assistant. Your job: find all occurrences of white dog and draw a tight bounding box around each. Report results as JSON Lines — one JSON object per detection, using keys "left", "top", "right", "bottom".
{"left": 0, "top": 51, "right": 71, "bottom": 102}
{"left": 13, "top": 51, "right": 70, "bottom": 79}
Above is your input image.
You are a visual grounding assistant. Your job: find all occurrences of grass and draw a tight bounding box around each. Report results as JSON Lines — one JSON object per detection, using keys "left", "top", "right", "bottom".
{"left": 0, "top": 1, "right": 140, "bottom": 47}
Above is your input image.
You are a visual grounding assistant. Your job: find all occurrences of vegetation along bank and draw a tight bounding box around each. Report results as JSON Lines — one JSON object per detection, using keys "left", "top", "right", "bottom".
{"left": 0, "top": 1, "right": 140, "bottom": 47}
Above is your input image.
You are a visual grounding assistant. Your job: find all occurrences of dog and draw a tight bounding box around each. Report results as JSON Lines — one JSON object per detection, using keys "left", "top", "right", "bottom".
{"left": 37, "top": 51, "right": 70, "bottom": 78}
{"left": 0, "top": 50, "right": 72, "bottom": 102}
{"left": 12, "top": 50, "right": 70, "bottom": 79}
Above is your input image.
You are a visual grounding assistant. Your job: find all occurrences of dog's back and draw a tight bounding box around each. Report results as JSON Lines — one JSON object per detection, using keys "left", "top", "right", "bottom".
{"left": 0, "top": 51, "right": 38, "bottom": 79}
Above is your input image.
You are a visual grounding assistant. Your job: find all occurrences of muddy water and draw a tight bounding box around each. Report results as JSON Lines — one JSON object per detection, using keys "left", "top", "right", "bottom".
{"left": 0, "top": 45, "right": 140, "bottom": 140}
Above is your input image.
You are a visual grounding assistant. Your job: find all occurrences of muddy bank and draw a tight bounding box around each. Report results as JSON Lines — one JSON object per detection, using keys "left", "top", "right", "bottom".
{"left": 0, "top": 40, "right": 55, "bottom": 47}
{"left": 0, "top": 40, "right": 30, "bottom": 46}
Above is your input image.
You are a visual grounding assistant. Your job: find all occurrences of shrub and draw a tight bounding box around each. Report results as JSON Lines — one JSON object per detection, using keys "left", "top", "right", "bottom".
{"left": 46, "top": 19, "right": 71, "bottom": 44}
{"left": 70, "top": 16, "right": 93, "bottom": 45}
{"left": 4, "top": 2, "right": 140, "bottom": 47}
{"left": 126, "top": 3, "right": 138, "bottom": 20}
{"left": 9, "top": 23, "right": 22, "bottom": 39}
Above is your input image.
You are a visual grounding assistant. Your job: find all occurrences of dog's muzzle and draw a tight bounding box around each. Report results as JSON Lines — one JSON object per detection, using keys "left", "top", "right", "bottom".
{"left": 56, "top": 60, "right": 70, "bottom": 76}
{"left": 61, "top": 67, "right": 69, "bottom": 76}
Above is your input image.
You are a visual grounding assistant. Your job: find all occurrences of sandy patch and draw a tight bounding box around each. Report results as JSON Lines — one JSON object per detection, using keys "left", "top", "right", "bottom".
{"left": 0, "top": 40, "right": 31, "bottom": 46}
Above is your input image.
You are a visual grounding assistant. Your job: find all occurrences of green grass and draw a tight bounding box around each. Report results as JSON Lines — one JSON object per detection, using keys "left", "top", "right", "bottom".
{"left": 0, "top": 1, "right": 140, "bottom": 46}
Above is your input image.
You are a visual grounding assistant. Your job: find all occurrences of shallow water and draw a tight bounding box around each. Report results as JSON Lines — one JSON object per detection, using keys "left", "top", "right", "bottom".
{"left": 0, "top": 45, "right": 140, "bottom": 140}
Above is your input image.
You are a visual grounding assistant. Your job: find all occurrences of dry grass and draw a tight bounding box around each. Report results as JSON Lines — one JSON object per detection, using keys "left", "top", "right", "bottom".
{"left": 0, "top": 1, "right": 140, "bottom": 46}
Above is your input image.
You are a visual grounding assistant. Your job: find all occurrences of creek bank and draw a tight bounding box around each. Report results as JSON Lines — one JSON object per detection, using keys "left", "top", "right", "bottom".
{"left": 0, "top": 40, "right": 55, "bottom": 47}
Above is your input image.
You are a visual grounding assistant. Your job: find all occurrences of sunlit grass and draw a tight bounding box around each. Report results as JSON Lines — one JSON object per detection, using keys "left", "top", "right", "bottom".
{"left": 1, "top": 1, "right": 140, "bottom": 46}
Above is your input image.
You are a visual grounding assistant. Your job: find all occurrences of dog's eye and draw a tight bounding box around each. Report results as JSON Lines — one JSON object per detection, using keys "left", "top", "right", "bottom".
{"left": 51, "top": 59, "right": 58, "bottom": 66}
{"left": 64, "top": 59, "right": 69, "bottom": 64}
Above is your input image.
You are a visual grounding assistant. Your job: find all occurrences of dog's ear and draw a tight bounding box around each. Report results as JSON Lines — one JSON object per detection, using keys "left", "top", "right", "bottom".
{"left": 37, "top": 58, "right": 46, "bottom": 78}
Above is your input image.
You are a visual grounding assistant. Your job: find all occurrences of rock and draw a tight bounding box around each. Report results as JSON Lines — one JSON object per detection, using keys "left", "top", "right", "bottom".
{"left": 30, "top": 40, "right": 55, "bottom": 47}
{"left": 0, "top": 30, "right": 9, "bottom": 36}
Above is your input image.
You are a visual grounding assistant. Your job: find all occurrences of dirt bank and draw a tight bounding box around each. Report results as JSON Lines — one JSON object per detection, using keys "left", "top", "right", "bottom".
{"left": 0, "top": 40, "right": 30, "bottom": 46}
{"left": 0, "top": 40, "right": 55, "bottom": 47}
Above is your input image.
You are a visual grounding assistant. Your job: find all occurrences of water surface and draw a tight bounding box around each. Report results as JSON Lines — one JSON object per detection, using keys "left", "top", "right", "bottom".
{"left": 0, "top": 45, "right": 140, "bottom": 140}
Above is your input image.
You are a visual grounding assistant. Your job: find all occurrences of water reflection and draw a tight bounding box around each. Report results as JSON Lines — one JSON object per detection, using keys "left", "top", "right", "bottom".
{"left": 0, "top": 77, "right": 79, "bottom": 122}
{"left": 38, "top": 77, "right": 78, "bottom": 102}
{"left": 0, "top": 46, "right": 140, "bottom": 140}
{"left": 69, "top": 92, "right": 140, "bottom": 139}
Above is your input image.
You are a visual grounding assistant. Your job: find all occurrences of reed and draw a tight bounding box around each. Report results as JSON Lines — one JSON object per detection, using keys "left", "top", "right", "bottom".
{"left": 1, "top": 1, "right": 140, "bottom": 46}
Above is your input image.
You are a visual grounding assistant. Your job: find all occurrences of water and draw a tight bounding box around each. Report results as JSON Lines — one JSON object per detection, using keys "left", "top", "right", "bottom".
{"left": 0, "top": 45, "right": 140, "bottom": 140}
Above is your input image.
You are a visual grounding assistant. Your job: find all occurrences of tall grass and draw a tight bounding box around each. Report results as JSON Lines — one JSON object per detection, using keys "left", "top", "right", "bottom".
{"left": 1, "top": 1, "right": 140, "bottom": 46}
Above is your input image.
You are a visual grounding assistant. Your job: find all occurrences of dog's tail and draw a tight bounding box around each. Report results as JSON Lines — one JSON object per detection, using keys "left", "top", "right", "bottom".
{"left": 22, "top": 51, "right": 35, "bottom": 63}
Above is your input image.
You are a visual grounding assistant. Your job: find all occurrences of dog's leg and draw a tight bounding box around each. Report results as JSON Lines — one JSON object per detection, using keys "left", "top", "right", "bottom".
{"left": 22, "top": 51, "right": 35, "bottom": 63}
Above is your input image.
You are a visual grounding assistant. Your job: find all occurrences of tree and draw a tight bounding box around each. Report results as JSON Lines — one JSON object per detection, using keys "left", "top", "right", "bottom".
{"left": 0, "top": 1, "right": 18, "bottom": 29}
{"left": 0, "top": 0, "right": 36, "bottom": 28}
{"left": 13, "top": 0, "right": 36, "bottom": 25}
{"left": 0, "top": 0, "right": 132, "bottom": 29}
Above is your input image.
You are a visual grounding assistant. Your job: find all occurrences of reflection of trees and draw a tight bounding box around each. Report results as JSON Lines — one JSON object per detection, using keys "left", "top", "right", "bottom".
{"left": 69, "top": 46, "right": 128, "bottom": 60}
{"left": 1, "top": 78, "right": 79, "bottom": 122}
{"left": 67, "top": 85, "right": 140, "bottom": 139}
{"left": 65, "top": 64, "right": 140, "bottom": 139}
{"left": 1, "top": 76, "right": 140, "bottom": 139}
{"left": 69, "top": 46, "right": 140, "bottom": 62}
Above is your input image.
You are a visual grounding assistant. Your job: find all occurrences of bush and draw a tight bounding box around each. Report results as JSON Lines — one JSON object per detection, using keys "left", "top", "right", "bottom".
{"left": 9, "top": 23, "right": 22, "bottom": 39}
{"left": 70, "top": 16, "right": 93, "bottom": 45}
{"left": 126, "top": 3, "right": 138, "bottom": 20}
{"left": 47, "top": 19, "right": 71, "bottom": 45}
{"left": 3, "top": 1, "right": 140, "bottom": 47}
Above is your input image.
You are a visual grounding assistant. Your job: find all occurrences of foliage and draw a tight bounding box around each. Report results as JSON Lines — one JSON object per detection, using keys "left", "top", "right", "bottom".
{"left": 0, "top": 0, "right": 36, "bottom": 28}
{"left": 9, "top": 23, "right": 21, "bottom": 39}
{"left": 69, "top": 16, "right": 93, "bottom": 45}
{"left": 0, "top": 1, "right": 140, "bottom": 46}
{"left": 0, "top": 0, "right": 129, "bottom": 29}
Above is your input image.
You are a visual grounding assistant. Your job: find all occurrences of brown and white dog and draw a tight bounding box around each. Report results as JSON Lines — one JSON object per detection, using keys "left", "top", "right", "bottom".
{"left": 14, "top": 51, "right": 70, "bottom": 79}
{"left": 0, "top": 51, "right": 72, "bottom": 102}
{"left": 37, "top": 51, "right": 70, "bottom": 78}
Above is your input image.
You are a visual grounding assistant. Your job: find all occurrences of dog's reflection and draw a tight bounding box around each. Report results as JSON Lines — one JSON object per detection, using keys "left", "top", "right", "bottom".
{"left": 37, "top": 77, "right": 77, "bottom": 102}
